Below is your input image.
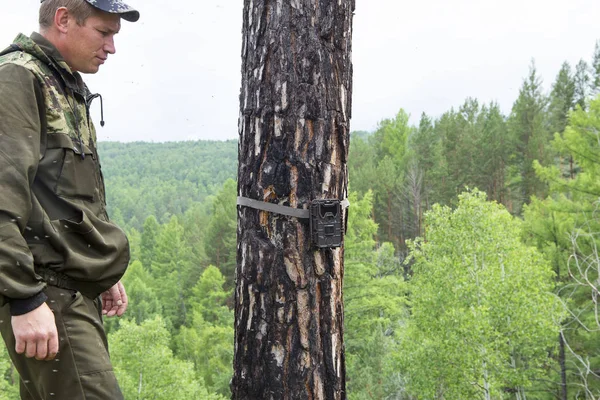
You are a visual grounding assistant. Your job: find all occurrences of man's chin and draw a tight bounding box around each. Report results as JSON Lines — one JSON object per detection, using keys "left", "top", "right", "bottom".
{"left": 80, "top": 66, "right": 101, "bottom": 74}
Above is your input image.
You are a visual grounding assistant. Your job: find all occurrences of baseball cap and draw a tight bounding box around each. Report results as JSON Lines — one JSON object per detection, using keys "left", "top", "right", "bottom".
{"left": 41, "top": 0, "right": 140, "bottom": 22}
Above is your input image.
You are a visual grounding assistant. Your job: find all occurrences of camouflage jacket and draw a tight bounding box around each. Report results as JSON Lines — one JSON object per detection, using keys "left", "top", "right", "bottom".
{"left": 0, "top": 33, "right": 129, "bottom": 315}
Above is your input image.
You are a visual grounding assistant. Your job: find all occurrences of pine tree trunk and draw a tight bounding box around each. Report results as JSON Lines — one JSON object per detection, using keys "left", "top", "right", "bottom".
{"left": 232, "top": 1, "right": 354, "bottom": 399}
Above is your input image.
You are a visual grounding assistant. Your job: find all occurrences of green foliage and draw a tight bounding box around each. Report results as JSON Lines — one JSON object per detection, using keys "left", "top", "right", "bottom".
{"left": 176, "top": 266, "right": 234, "bottom": 397}
{"left": 592, "top": 41, "right": 600, "bottom": 96}
{"left": 181, "top": 202, "right": 211, "bottom": 278}
{"left": 204, "top": 179, "right": 238, "bottom": 287}
{"left": 367, "top": 109, "right": 413, "bottom": 248}
{"left": 508, "top": 61, "right": 551, "bottom": 210}
{"left": 99, "top": 140, "right": 237, "bottom": 230}
{"left": 6, "top": 44, "right": 600, "bottom": 398}
{"left": 152, "top": 216, "right": 194, "bottom": 330}
{"left": 109, "top": 317, "right": 226, "bottom": 400}
{"left": 574, "top": 60, "right": 591, "bottom": 111}
{"left": 407, "top": 113, "right": 443, "bottom": 208}
{"left": 548, "top": 62, "right": 576, "bottom": 136}
{"left": 0, "top": 345, "right": 18, "bottom": 400}
{"left": 348, "top": 134, "right": 377, "bottom": 197}
{"left": 187, "top": 265, "right": 233, "bottom": 325}
{"left": 344, "top": 191, "right": 408, "bottom": 399}
{"left": 141, "top": 215, "right": 161, "bottom": 270}
{"left": 526, "top": 96, "right": 600, "bottom": 397}
{"left": 399, "top": 190, "right": 561, "bottom": 399}
{"left": 121, "top": 260, "right": 162, "bottom": 324}
{"left": 373, "top": 109, "right": 412, "bottom": 168}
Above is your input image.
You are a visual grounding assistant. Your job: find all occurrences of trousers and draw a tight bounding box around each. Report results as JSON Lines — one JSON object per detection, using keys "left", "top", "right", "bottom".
{"left": 0, "top": 285, "right": 123, "bottom": 399}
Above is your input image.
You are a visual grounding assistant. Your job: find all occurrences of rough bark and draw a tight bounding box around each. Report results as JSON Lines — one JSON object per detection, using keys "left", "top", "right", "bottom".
{"left": 232, "top": 1, "right": 354, "bottom": 399}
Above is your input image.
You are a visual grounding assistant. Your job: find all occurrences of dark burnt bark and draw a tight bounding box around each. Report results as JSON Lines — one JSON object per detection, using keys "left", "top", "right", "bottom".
{"left": 232, "top": 1, "right": 354, "bottom": 399}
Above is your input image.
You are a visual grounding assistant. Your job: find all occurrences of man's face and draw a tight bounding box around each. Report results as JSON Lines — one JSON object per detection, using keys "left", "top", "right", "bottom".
{"left": 64, "top": 11, "right": 121, "bottom": 74}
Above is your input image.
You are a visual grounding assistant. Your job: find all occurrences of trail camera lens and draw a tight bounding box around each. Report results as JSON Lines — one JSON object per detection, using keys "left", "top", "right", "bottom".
{"left": 320, "top": 203, "right": 338, "bottom": 218}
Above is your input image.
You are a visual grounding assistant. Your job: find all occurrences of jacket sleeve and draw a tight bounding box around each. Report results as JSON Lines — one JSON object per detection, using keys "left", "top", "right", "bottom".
{"left": 0, "top": 63, "right": 48, "bottom": 314}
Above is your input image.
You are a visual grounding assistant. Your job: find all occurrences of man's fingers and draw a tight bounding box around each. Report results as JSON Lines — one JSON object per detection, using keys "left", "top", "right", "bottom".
{"left": 103, "top": 299, "right": 114, "bottom": 315}
{"left": 15, "top": 338, "right": 26, "bottom": 355}
{"left": 106, "top": 306, "right": 118, "bottom": 317}
{"left": 46, "top": 334, "right": 59, "bottom": 361}
{"left": 109, "top": 285, "right": 122, "bottom": 306}
{"left": 118, "top": 282, "right": 127, "bottom": 306}
{"left": 24, "top": 341, "right": 37, "bottom": 359}
{"left": 35, "top": 339, "right": 48, "bottom": 360}
{"left": 116, "top": 282, "right": 128, "bottom": 316}
{"left": 105, "top": 299, "right": 117, "bottom": 317}
{"left": 116, "top": 304, "right": 127, "bottom": 317}
{"left": 101, "top": 282, "right": 127, "bottom": 317}
{"left": 11, "top": 303, "right": 59, "bottom": 360}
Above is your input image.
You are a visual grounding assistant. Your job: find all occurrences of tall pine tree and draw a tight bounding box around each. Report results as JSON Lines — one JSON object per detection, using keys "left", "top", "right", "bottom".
{"left": 508, "top": 61, "right": 550, "bottom": 212}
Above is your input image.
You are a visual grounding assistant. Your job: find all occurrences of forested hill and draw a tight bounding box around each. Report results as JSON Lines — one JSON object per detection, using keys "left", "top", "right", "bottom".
{"left": 98, "top": 140, "right": 238, "bottom": 230}
{"left": 2, "top": 46, "right": 600, "bottom": 400}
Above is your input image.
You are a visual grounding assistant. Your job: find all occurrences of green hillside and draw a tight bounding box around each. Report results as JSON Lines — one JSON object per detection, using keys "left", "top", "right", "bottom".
{"left": 99, "top": 140, "right": 238, "bottom": 230}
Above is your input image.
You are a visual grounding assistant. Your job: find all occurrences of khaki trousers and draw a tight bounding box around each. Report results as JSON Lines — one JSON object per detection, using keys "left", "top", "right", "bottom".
{"left": 0, "top": 285, "right": 123, "bottom": 400}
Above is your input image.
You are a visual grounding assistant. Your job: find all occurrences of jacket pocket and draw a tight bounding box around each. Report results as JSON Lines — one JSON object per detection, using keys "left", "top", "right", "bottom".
{"left": 45, "top": 134, "right": 97, "bottom": 202}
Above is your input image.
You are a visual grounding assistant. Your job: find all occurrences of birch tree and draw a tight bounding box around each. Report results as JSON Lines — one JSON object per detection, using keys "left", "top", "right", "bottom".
{"left": 400, "top": 190, "right": 561, "bottom": 399}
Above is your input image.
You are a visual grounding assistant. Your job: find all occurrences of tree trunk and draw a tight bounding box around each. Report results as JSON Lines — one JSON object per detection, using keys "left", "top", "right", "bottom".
{"left": 559, "top": 331, "right": 568, "bottom": 400}
{"left": 232, "top": 1, "right": 354, "bottom": 399}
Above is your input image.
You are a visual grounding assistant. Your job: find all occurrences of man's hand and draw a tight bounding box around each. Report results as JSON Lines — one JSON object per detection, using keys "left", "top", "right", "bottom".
{"left": 11, "top": 303, "right": 58, "bottom": 361}
{"left": 101, "top": 281, "right": 128, "bottom": 317}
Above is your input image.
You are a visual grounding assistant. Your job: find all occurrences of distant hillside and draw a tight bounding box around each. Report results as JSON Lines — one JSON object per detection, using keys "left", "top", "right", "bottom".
{"left": 350, "top": 130, "right": 373, "bottom": 141}
{"left": 98, "top": 140, "right": 238, "bottom": 229}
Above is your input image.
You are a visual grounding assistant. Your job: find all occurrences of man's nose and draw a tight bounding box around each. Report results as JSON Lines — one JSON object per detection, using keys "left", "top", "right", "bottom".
{"left": 104, "top": 36, "right": 116, "bottom": 55}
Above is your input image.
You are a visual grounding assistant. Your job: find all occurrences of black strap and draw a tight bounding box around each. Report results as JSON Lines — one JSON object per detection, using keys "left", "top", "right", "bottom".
{"left": 35, "top": 268, "right": 99, "bottom": 299}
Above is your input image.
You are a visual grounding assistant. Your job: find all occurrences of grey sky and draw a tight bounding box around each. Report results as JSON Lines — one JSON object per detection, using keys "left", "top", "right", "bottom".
{"left": 2, "top": 1, "right": 600, "bottom": 142}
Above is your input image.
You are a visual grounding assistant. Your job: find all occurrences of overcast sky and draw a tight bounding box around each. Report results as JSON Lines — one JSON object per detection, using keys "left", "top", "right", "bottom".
{"left": 2, "top": 1, "right": 600, "bottom": 142}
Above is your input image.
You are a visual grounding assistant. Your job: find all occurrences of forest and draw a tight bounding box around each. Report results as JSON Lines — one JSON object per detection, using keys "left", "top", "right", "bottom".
{"left": 2, "top": 43, "right": 600, "bottom": 399}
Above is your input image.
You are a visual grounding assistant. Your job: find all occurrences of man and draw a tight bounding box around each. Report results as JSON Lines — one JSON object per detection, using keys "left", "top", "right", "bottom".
{"left": 0, "top": 0, "right": 139, "bottom": 398}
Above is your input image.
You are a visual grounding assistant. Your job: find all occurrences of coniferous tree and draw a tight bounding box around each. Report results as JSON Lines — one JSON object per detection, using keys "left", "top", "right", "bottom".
{"left": 120, "top": 260, "right": 161, "bottom": 325}
{"left": 405, "top": 113, "right": 438, "bottom": 236}
{"left": 478, "top": 103, "right": 511, "bottom": 205}
{"left": 371, "top": 110, "right": 411, "bottom": 248}
{"left": 204, "top": 179, "right": 237, "bottom": 287}
{"left": 508, "top": 61, "right": 550, "bottom": 212}
{"left": 343, "top": 191, "right": 407, "bottom": 399}
{"left": 591, "top": 40, "right": 600, "bottom": 97}
{"left": 176, "top": 266, "right": 234, "bottom": 397}
{"left": 574, "top": 59, "right": 591, "bottom": 111}
{"left": 435, "top": 108, "right": 463, "bottom": 205}
{"left": 525, "top": 96, "right": 600, "bottom": 399}
{"left": 548, "top": 62, "right": 577, "bottom": 181}
{"left": 182, "top": 202, "right": 211, "bottom": 276}
{"left": 152, "top": 216, "right": 193, "bottom": 330}
{"left": 457, "top": 98, "right": 484, "bottom": 187}
{"left": 347, "top": 134, "right": 377, "bottom": 197}
{"left": 140, "top": 215, "right": 160, "bottom": 271}
{"left": 109, "top": 317, "right": 225, "bottom": 400}
{"left": 548, "top": 62, "right": 575, "bottom": 136}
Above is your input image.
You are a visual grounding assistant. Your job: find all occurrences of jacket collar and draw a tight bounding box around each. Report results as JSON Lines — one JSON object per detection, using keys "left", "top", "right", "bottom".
{"left": 12, "top": 32, "right": 88, "bottom": 96}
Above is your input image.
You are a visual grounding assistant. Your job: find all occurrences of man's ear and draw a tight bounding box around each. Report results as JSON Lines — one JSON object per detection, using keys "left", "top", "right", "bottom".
{"left": 54, "top": 7, "right": 70, "bottom": 34}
